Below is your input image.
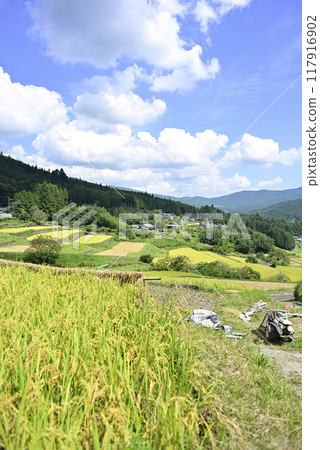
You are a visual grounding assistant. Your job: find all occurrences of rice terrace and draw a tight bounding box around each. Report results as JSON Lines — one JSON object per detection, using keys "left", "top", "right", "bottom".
{"left": 0, "top": 0, "right": 306, "bottom": 447}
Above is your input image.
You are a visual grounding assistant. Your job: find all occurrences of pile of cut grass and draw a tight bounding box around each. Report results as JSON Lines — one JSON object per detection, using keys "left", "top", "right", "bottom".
{"left": 0, "top": 264, "right": 234, "bottom": 448}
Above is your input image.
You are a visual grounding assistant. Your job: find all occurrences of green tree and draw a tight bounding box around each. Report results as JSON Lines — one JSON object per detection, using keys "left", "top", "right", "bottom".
{"left": 251, "top": 232, "right": 274, "bottom": 253}
{"left": 267, "top": 248, "right": 290, "bottom": 266}
{"left": 294, "top": 281, "right": 302, "bottom": 302}
{"left": 32, "top": 209, "right": 48, "bottom": 225}
{"left": 168, "top": 255, "right": 191, "bottom": 272}
{"left": 24, "top": 236, "right": 61, "bottom": 264}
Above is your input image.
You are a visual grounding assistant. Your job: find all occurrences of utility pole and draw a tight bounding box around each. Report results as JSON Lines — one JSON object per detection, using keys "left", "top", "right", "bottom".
{"left": 7, "top": 196, "right": 12, "bottom": 212}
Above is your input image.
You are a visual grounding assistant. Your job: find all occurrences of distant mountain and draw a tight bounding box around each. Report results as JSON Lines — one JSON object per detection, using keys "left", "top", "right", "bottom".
{"left": 250, "top": 198, "right": 302, "bottom": 221}
{"left": 173, "top": 187, "right": 302, "bottom": 213}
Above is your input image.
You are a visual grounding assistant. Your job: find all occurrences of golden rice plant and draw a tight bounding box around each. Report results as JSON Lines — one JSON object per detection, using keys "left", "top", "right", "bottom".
{"left": 0, "top": 264, "right": 234, "bottom": 448}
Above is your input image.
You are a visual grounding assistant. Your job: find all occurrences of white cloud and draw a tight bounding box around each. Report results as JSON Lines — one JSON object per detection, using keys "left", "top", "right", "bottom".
{"left": 257, "top": 177, "right": 283, "bottom": 188}
{"left": 194, "top": 1, "right": 218, "bottom": 33}
{"left": 32, "top": 122, "right": 229, "bottom": 170}
{"left": 150, "top": 50, "right": 220, "bottom": 92}
{"left": 278, "top": 147, "right": 302, "bottom": 166}
{"left": 219, "top": 133, "right": 302, "bottom": 168}
{"left": 194, "top": 0, "right": 252, "bottom": 31}
{"left": 0, "top": 66, "right": 68, "bottom": 136}
{"left": 73, "top": 91, "right": 166, "bottom": 132}
{"left": 216, "top": 0, "right": 252, "bottom": 16}
{"left": 27, "top": 0, "right": 219, "bottom": 92}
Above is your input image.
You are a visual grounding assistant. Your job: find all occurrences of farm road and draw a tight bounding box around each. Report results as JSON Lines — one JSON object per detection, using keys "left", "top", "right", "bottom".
{"left": 260, "top": 346, "right": 302, "bottom": 379}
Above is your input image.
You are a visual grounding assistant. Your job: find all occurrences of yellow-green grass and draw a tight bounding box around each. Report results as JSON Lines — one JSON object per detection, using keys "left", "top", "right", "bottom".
{"left": 0, "top": 226, "right": 52, "bottom": 234}
{"left": 277, "top": 266, "right": 302, "bottom": 282}
{"left": 26, "top": 229, "right": 73, "bottom": 241}
{"left": 169, "top": 248, "right": 242, "bottom": 266}
{"left": 0, "top": 264, "right": 232, "bottom": 447}
{"left": 135, "top": 242, "right": 167, "bottom": 258}
{"left": 73, "top": 234, "right": 113, "bottom": 245}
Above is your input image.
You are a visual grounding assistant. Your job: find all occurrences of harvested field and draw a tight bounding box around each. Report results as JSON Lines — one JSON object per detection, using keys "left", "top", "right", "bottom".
{"left": 0, "top": 245, "right": 29, "bottom": 253}
{"left": 96, "top": 242, "right": 146, "bottom": 256}
{"left": 148, "top": 283, "right": 217, "bottom": 312}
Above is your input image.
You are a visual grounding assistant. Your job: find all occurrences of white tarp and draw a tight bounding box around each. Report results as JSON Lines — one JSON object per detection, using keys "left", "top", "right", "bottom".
{"left": 190, "top": 309, "right": 221, "bottom": 329}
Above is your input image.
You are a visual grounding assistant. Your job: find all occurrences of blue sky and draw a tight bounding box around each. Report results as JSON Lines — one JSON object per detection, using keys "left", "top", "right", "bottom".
{"left": 0, "top": 0, "right": 301, "bottom": 197}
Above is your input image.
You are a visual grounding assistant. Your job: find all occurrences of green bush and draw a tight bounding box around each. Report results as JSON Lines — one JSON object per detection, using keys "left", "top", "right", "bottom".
{"left": 24, "top": 236, "right": 61, "bottom": 264}
{"left": 294, "top": 280, "right": 302, "bottom": 302}
{"left": 139, "top": 254, "right": 153, "bottom": 264}
{"left": 153, "top": 258, "right": 170, "bottom": 271}
{"left": 239, "top": 266, "right": 261, "bottom": 280}
{"left": 246, "top": 254, "right": 257, "bottom": 263}
{"left": 169, "top": 255, "right": 191, "bottom": 272}
{"left": 196, "top": 261, "right": 260, "bottom": 281}
{"left": 152, "top": 255, "right": 192, "bottom": 272}
{"left": 256, "top": 252, "right": 266, "bottom": 261}
{"left": 267, "top": 249, "right": 290, "bottom": 266}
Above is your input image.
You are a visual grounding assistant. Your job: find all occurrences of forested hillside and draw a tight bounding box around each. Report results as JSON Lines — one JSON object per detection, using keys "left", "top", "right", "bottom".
{"left": 0, "top": 154, "right": 197, "bottom": 214}
{"left": 250, "top": 199, "right": 302, "bottom": 222}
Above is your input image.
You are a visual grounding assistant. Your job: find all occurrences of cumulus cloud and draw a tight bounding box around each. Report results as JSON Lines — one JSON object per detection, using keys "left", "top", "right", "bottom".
{"left": 27, "top": 0, "right": 220, "bottom": 92}
{"left": 25, "top": 121, "right": 253, "bottom": 196}
{"left": 257, "top": 177, "right": 283, "bottom": 188}
{"left": 218, "top": 133, "right": 302, "bottom": 168}
{"left": 74, "top": 91, "right": 166, "bottom": 132}
{"left": 0, "top": 66, "right": 68, "bottom": 136}
{"left": 278, "top": 147, "right": 302, "bottom": 166}
{"left": 73, "top": 70, "right": 167, "bottom": 132}
{"left": 32, "top": 123, "right": 229, "bottom": 170}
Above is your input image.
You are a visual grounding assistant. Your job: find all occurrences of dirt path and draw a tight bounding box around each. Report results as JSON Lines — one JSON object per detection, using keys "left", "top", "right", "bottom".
{"left": 0, "top": 245, "right": 29, "bottom": 253}
{"left": 259, "top": 345, "right": 302, "bottom": 379}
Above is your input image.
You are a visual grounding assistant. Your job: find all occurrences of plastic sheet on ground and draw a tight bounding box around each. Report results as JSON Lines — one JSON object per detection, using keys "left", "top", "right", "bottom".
{"left": 190, "top": 309, "right": 221, "bottom": 329}
{"left": 239, "top": 313, "right": 251, "bottom": 322}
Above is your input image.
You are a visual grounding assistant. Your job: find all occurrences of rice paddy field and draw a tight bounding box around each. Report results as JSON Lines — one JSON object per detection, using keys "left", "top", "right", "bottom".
{"left": 0, "top": 263, "right": 302, "bottom": 448}
{"left": 0, "top": 226, "right": 52, "bottom": 234}
{"left": 73, "top": 234, "right": 113, "bottom": 245}
{"left": 26, "top": 230, "right": 73, "bottom": 242}
{"left": 168, "top": 248, "right": 302, "bottom": 282}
